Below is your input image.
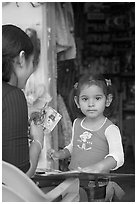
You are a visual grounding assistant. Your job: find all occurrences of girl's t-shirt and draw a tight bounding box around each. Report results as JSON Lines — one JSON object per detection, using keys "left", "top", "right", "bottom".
{"left": 66, "top": 117, "right": 124, "bottom": 170}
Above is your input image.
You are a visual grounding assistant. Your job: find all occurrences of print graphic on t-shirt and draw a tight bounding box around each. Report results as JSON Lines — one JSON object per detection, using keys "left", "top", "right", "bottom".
{"left": 77, "top": 131, "right": 92, "bottom": 150}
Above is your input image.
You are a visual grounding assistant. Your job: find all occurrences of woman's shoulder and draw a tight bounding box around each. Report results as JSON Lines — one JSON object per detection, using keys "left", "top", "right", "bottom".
{"left": 2, "top": 82, "right": 24, "bottom": 99}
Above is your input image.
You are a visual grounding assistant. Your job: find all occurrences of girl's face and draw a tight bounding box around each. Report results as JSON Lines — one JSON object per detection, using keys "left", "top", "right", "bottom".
{"left": 17, "top": 54, "right": 34, "bottom": 89}
{"left": 75, "top": 84, "right": 108, "bottom": 119}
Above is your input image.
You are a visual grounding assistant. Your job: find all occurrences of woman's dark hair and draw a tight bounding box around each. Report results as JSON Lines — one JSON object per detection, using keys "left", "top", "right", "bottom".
{"left": 2, "top": 24, "right": 34, "bottom": 82}
{"left": 69, "top": 73, "right": 118, "bottom": 119}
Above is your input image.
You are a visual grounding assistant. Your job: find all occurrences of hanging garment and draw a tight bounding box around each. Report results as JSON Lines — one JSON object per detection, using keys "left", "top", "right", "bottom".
{"left": 55, "top": 3, "right": 76, "bottom": 61}
{"left": 55, "top": 3, "right": 69, "bottom": 53}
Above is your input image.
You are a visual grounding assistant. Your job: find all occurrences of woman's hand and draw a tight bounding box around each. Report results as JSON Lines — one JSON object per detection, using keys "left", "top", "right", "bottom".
{"left": 30, "top": 121, "right": 44, "bottom": 148}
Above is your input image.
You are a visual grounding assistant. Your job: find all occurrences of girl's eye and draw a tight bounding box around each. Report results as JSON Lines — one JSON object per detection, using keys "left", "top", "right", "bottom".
{"left": 96, "top": 96, "right": 102, "bottom": 100}
{"left": 33, "top": 60, "right": 36, "bottom": 66}
{"left": 82, "top": 97, "right": 88, "bottom": 101}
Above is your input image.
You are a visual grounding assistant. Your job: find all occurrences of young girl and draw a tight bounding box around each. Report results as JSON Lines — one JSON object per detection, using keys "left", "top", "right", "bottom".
{"left": 48, "top": 73, "right": 124, "bottom": 173}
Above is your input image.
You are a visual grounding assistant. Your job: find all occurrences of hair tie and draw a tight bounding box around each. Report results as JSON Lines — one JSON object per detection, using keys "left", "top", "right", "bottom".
{"left": 105, "top": 79, "right": 111, "bottom": 86}
{"left": 74, "top": 82, "right": 78, "bottom": 89}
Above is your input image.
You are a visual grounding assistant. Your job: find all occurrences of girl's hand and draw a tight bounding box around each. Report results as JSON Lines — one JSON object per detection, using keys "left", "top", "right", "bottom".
{"left": 81, "top": 157, "right": 116, "bottom": 174}
{"left": 47, "top": 149, "right": 60, "bottom": 160}
{"left": 80, "top": 165, "right": 101, "bottom": 174}
{"left": 47, "top": 149, "right": 55, "bottom": 159}
{"left": 30, "top": 121, "right": 44, "bottom": 148}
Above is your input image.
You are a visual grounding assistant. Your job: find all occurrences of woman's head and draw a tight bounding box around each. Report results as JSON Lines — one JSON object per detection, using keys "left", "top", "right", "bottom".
{"left": 69, "top": 73, "right": 117, "bottom": 119}
{"left": 2, "top": 24, "right": 34, "bottom": 88}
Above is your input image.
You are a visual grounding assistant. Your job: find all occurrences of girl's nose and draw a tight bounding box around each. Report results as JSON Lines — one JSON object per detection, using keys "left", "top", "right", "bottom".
{"left": 88, "top": 99, "right": 94, "bottom": 107}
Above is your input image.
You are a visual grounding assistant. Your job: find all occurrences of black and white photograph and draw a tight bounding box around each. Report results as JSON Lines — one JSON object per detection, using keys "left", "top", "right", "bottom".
{"left": 2, "top": 2, "right": 135, "bottom": 202}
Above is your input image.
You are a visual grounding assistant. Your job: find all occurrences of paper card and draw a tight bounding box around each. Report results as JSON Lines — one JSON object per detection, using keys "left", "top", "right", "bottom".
{"left": 29, "top": 106, "right": 62, "bottom": 133}
{"left": 43, "top": 106, "right": 62, "bottom": 133}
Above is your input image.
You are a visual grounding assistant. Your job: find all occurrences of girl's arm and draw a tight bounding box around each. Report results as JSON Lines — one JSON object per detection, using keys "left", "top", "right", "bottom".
{"left": 105, "top": 124, "right": 124, "bottom": 170}
{"left": 63, "top": 119, "right": 76, "bottom": 153}
{"left": 81, "top": 125, "right": 124, "bottom": 173}
{"left": 47, "top": 119, "right": 77, "bottom": 160}
{"left": 49, "top": 148, "right": 71, "bottom": 160}
{"left": 80, "top": 156, "right": 117, "bottom": 173}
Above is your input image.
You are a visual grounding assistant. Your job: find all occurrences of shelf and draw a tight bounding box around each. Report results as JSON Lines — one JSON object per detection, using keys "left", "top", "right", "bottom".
{"left": 104, "top": 73, "right": 134, "bottom": 78}
{"left": 121, "top": 73, "right": 135, "bottom": 77}
{"left": 112, "top": 37, "right": 134, "bottom": 42}
{"left": 87, "top": 13, "right": 105, "bottom": 20}
{"left": 103, "top": 73, "right": 120, "bottom": 78}
{"left": 123, "top": 108, "right": 134, "bottom": 112}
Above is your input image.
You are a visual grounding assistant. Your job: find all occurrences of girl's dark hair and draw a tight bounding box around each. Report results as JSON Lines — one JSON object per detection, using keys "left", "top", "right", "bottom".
{"left": 69, "top": 73, "right": 118, "bottom": 119}
{"left": 2, "top": 24, "right": 34, "bottom": 82}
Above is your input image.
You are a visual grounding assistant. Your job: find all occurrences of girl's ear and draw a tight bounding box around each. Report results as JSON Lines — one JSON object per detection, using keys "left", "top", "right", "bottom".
{"left": 74, "top": 96, "right": 80, "bottom": 108}
{"left": 106, "top": 94, "right": 113, "bottom": 107}
{"left": 19, "top": 50, "right": 25, "bottom": 67}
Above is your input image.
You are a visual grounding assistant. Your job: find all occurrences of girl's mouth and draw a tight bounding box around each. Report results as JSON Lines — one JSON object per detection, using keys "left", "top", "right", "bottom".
{"left": 87, "top": 109, "right": 97, "bottom": 112}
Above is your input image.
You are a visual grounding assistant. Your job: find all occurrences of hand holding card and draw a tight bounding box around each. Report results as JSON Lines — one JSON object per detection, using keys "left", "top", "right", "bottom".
{"left": 29, "top": 106, "right": 62, "bottom": 133}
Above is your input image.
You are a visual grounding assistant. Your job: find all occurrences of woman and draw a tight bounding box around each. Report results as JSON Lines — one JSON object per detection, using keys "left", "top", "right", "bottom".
{"left": 2, "top": 24, "right": 44, "bottom": 178}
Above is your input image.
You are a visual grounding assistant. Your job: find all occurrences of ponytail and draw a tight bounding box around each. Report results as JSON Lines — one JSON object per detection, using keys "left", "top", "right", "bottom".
{"left": 104, "top": 82, "right": 118, "bottom": 118}
{"left": 69, "top": 86, "right": 84, "bottom": 121}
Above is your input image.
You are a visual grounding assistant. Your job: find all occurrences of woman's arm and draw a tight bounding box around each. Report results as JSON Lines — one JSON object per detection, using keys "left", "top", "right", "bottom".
{"left": 26, "top": 122, "right": 44, "bottom": 178}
